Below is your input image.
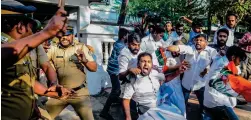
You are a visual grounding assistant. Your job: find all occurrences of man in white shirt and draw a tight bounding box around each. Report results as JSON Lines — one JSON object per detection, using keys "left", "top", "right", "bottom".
{"left": 166, "top": 34, "right": 217, "bottom": 118}
{"left": 203, "top": 46, "right": 247, "bottom": 120}
{"left": 141, "top": 25, "right": 165, "bottom": 53}
{"left": 213, "top": 13, "right": 238, "bottom": 46}
{"left": 122, "top": 52, "right": 188, "bottom": 120}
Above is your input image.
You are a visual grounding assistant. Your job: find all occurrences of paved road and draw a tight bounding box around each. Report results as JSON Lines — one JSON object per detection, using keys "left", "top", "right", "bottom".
{"left": 55, "top": 90, "right": 251, "bottom": 120}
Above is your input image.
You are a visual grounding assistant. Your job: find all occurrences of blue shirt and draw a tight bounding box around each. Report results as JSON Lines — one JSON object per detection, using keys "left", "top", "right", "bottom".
{"left": 107, "top": 40, "right": 126, "bottom": 75}
{"left": 187, "top": 30, "right": 202, "bottom": 45}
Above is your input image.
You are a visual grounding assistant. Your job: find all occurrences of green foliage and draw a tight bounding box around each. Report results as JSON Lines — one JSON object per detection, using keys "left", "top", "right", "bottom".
{"left": 127, "top": 0, "right": 207, "bottom": 23}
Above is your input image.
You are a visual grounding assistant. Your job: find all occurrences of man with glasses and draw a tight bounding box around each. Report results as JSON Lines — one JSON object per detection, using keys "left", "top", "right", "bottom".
{"left": 166, "top": 34, "right": 217, "bottom": 119}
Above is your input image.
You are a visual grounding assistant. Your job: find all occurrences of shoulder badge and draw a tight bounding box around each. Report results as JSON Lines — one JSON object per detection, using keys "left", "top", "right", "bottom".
{"left": 1, "top": 36, "right": 8, "bottom": 43}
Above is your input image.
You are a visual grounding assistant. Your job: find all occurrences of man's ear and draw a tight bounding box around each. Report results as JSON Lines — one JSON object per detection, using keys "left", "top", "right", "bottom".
{"left": 16, "top": 22, "right": 24, "bottom": 34}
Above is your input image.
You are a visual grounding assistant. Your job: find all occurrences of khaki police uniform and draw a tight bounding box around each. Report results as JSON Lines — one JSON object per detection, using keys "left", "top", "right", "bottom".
{"left": 45, "top": 43, "right": 94, "bottom": 120}
{"left": 30, "top": 45, "right": 54, "bottom": 120}
{"left": 2, "top": 32, "right": 53, "bottom": 120}
{"left": 1, "top": 32, "right": 37, "bottom": 120}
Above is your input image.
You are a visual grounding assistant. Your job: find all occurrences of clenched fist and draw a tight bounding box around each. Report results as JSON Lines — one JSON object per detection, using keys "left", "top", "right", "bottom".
{"left": 42, "top": 8, "right": 68, "bottom": 38}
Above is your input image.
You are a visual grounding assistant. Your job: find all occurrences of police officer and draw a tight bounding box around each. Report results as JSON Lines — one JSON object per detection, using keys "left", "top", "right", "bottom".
{"left": 1, "top": 1, "right": 68, "bottom": 68}
{"left": 1, "top": 1, "right": 71, "bottom": 120}
{"left": 45, "top": 26, "right": 97, "bottom": 120}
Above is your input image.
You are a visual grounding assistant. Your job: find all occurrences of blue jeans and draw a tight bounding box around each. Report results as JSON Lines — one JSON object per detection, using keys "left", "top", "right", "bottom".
{"left": 101, "top": 73, "right": 121, "bottom": 113}
{"left": 182, "top": 86, "right": 205, "bottom": 118}
{"left": 203, "top": 106, "right": 239, "bottom": 120}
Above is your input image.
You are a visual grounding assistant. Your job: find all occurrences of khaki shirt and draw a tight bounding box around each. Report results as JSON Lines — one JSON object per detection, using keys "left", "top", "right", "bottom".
{"left": 1, "top": 32, "right": 36, "bottom": 120}
{"left": 47, "top": 43, "right": 94, "bottom": 95}
{"left": 30, "top": 45, "right": 49, "bottom": 68}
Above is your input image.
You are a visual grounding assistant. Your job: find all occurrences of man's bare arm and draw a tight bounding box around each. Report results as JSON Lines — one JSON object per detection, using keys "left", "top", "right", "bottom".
{"left": 83, "top": 61, "right": 97, "bottom": 72}
{"left": 1, "top": 8, "right": 67, "bottom": 67}
{"left": 40, "top": 62, "right": 58, "bottom": 86}
{"left": 123, "top": 99, "right": 132, "bottom": 120}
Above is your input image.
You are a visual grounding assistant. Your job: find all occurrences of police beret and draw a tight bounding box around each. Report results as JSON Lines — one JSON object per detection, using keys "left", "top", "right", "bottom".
{"left": 1, "top": 0, "right": 36, "bottom": 15}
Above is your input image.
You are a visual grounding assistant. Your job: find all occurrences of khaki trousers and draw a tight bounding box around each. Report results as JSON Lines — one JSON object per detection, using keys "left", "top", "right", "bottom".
{"left": 45, "top": 90, "right": 94, "bottom": 120}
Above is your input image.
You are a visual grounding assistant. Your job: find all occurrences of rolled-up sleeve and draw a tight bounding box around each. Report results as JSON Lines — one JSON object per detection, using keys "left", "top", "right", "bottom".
{"left": 123, "top": 82, "right": 135, "bottom": 99}
{"left": 178, "top": 45, "right": 193, "bottom": 55}
{"left": 119, "top": 55, "right": 129, "bottom": 73}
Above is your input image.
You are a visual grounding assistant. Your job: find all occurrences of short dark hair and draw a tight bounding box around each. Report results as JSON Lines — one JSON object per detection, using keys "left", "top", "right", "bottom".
{"left": 118, "top": 28, "right": 129, "bottom": 40}
{"left": 192, "top": 21, "right": 203, "bottom": 28}
{"left": 128, "top": 33, "right": 141, "bottom": 44}
{"left": 226, "top": 46, "right": 246, "bottom": 61}
{"left": 217, "top": 28, "right": 229, "bottom": 37}
{"left": 175, "top": 23, "right": 184, "bottom": 29}
{"left": 1, "top": 15, "right": 33, "bottom": 33}
{"left": 226, "top": 13, "right": 238, "bottom": 20}
{"left": 137, "top": 52, "right": 152, "bottom": 63}
{"left": 152, "top": 25, "right": 165, "bottom": 34}
{"left": 194, "top": 34, "right": 207, "bottom": 40}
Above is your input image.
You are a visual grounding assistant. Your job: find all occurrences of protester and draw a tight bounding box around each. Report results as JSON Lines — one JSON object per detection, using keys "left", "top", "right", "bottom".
{"left": 166, "top": 34, "right": 217, "bottom": 118}
{"left": 100, "top": 28, "right": 129, "bottom": 120}
{"left": 45, "top": 27, "right": 97, "bottom": 120}
{"left": 166, "top": 23, "right": 185, "bottom": 46}
{"left": 160, "top": 41, "right": 187, "bottom": 116}
{"left": 203, "top": 46, "right": 248, "bottom": 120}
{"left": 188, "top": 21, "right": 203, "bottom": 45}
{"left": 209, "top": 28, "right": 229, "bottom": 56}
{"left": 122, "top": 52, "right": 188, "bottom": 120}
{"left": 213, "top": 13, "right": 238, "bottom": 46}
{"left": 118, "top": 33, "right": 143, "bottom": 120}
{"left": 162, "top": 21, "right": 173, "bottom": 42}
{"left": 118, "top": 33, "right": 142, "bottom": 97}
{"left": 140, "top": 25, "right": 165, "bottom": 66}
{"left": 1, "top": 1, "right": 70, "bottom": 120}
{"left": 239, "top": 32, "right": 251, "bottom": 81}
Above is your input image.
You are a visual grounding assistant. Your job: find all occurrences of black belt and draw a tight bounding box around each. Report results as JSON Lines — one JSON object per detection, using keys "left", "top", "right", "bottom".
{"left": 72, "top": 84, "right": 86, "bottom": 91}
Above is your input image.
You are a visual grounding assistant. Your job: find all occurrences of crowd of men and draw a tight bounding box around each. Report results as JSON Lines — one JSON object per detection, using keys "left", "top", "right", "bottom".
{"left": 1, "top": 0, "right": 251, "bottom": 120}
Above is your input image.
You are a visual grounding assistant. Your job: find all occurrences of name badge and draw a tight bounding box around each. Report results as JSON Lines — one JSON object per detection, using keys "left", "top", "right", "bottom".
{"left": 56, "top": 56, "right": 64, "bottom": 58}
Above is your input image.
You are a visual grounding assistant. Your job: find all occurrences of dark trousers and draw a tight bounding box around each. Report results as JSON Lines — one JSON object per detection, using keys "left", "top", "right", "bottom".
{"left": 182, "top": 86, "right": 205, "bottom": 118}
{"left": 203, "top": 106, "right": 239, "bottom": 120}
{"left": 101, "top": 73, "right": 121, "bottom": 113}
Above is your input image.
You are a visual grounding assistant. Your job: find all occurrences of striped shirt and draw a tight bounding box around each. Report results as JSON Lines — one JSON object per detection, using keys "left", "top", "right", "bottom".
{"left": 107, "top": 40, "right": 126, "bottom": 75}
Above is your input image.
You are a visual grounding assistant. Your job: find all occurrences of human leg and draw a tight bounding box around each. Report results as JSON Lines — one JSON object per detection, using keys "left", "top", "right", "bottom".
{"left": 69, "top": 95, "right": 94, "bottom": 120}
{"left": 194, "top": 87, "right": 205, "bottom": 118}
{"left": 45, "top": 98, "right": 68, "bottom": 119}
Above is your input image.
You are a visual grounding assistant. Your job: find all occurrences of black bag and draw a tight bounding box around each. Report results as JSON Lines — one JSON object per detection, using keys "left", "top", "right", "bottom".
{"left": 137, "top": 103, "right": 150, "bottom": 115}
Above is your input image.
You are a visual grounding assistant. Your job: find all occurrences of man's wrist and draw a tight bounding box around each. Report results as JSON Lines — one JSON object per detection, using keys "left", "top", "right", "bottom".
{"left": 81, "top": 58, "right": 88, "bottom": 64}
